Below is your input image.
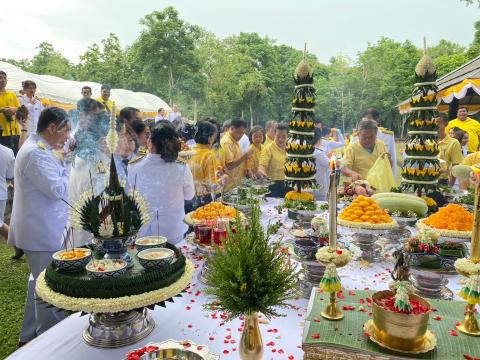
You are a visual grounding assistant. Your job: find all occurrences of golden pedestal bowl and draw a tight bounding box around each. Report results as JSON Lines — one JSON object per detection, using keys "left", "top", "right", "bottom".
{"left": 370, "top": 290, "right": 435, "bottom": 353}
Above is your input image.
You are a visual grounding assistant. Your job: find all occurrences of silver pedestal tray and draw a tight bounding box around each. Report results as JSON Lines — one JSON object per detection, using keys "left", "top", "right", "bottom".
{"left": 186, "top": 233, "right": 217, "bottom": 285}
{"left": 94, "top": 235, "right": 136, "bottom": 268}
{"left": 83, "top": 308, "right": 155, "bottom": 348}
{"left": 409, "top": 268, "right": 453, "bottom": 300}
{"left": 299, "top": 260, "right": 326, "bottom": 298}
{"left": 340, "top": 227, "right": 389, "bottom": 262}
{"left": 137, "top": 339, "right": 220, "bottom": 360}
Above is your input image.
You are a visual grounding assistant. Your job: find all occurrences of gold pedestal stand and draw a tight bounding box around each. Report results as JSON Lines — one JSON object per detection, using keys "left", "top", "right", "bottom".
{"left": 456, "top": 304, "right": 480, "bottom": 337}
{"left": 454, "top": 166, "right": 480, "bottom": 336}
{"left": 321, "top": 291, "right": 344, "bottom": 321}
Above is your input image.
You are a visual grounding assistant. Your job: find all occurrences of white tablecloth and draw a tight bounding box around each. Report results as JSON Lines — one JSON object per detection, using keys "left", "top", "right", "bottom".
{"left": 6, "top": 199, "right": 464, "bottom": 360}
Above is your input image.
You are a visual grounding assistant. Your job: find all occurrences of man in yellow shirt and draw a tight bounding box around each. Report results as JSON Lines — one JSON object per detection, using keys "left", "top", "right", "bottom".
{"left": 0, "top": 71, "right": 21, "bottom": 152}
{"left": 437, "top": 114, "right": 463, "bottom": 186}
{"left": 341, "top": 119, "right": 391, "bottom": 180}
{"left": 264, "top": 120, "right": 277, "bottom": 145}
{"left": 259, "top": 122, "right": 288, "bottom": 197}
{"left": 219, "top": 118, "right": 253, "bottom": 190}
{"left": 96, "top": 84, "right": 115, "bottom": 113}
{"left": 445, "top": 106, "right": 480, "bottom": 154}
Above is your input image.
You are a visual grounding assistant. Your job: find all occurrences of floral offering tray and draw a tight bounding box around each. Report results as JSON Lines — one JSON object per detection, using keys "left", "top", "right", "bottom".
{"left": 303, "top": 289, "right": 479, "bottom": 359}
{"left": 43, "top": 243, "right": 186, "bottom": 299}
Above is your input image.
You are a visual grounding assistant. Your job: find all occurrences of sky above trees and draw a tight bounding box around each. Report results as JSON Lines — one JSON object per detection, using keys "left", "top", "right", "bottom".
{"left": 0, "top": 0, "right": 477, "bottom": 64}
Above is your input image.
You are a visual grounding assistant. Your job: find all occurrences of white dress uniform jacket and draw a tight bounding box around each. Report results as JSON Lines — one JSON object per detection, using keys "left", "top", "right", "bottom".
{"left": 19, "top": 95, "right": 44, "bottom": 135}
{"left": 8, "top": 134, "right": 69, "bottom": 252}
{"left": 128, "top": 154, "right": 195, "bottom": 244}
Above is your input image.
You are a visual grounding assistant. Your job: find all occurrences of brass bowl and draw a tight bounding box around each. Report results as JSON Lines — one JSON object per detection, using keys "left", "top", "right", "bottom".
{"left": 372, "top": 290, "right": 431, "bottom": 352}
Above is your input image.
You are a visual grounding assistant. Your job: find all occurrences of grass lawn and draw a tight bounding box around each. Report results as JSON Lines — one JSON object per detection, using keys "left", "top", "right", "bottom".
{"left": 0, "top": 244, "right": 29, "bottom": 359}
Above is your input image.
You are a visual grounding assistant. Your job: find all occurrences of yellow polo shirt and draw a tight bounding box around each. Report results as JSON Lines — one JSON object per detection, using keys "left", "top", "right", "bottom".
{"left": 264, "top": 135, "right": 274, "bottom": 146}
{"left": 341, "top": 140, "right": 388, "bottom": 179}
{"left": 259, "top": 141, "right": 286, "bottom": 180}
{"left": 247, "top": 144, "right": 262, "bottom": 172}
{"left": 438, "top": 136, "right": 463, "bottom": 179}
{"left": 445, "top": 117, "right": 480, "bottom": 153}
{"left": 0, "top": 90, "right": 20, "bottom": 136}
{"left": 220, "top": 132, "right": 245, "bottom": 190}
{"left": 462, "top": 151, "right": 480, "bottom": 166}
{"left": 96, "top": 97, "right": 115, "bottom": 112}
{"left": 188, "top": 144, "right": 219, "bottom": 195}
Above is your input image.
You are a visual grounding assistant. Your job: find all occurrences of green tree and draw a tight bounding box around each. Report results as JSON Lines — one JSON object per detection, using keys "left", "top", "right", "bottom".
{"left": 357, "top": 37, "right": 421, "bottom": 132}
{"left": 0, "top": 58, "right": 31, "bottom": 71}
{"left": 77, "top": 33, "right": 129, "bottom": 88}
{"left": 128, "top": 6, "right": 202, "bottom": 105}
{"left": 29, "top": 42, "right": 76, "bottom": 79}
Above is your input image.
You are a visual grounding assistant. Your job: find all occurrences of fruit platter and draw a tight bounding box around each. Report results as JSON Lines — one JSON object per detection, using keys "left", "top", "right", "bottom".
{"left": 184, "top": 201, "right": 245, "bottom": 226}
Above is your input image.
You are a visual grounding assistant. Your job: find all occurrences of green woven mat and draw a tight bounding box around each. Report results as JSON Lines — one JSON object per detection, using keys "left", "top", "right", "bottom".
{"left": 304, "top": 290, "right": 480, "bottom": 359}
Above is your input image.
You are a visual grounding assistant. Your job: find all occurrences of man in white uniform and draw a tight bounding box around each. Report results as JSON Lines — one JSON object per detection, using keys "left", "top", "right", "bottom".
{"left": 0, "top": 143, "right": 14, "bottom": 238}
{"left": 350, "top": 108, "right": 397, "bottom": 177}
{"left": 8, "top": 107, "right": 71, "bottom": 345}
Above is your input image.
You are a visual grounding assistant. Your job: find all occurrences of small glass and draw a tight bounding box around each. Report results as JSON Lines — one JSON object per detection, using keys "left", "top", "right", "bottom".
{"left": 213, "top": 228, "right": 227, "bottom": 244}
{"left": 198, "top": 226, "right": 213, "bottom": 245}
{"left": 193, "top": 221, "right": 206, "bottom": 240}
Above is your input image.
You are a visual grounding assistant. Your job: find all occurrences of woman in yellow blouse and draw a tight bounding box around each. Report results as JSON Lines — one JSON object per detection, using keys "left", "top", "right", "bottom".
{"left": 187, "top": 121, "right": 228, "bottom": 206}
{"left": 259, "top": 122, "right": 289, "bottom": 197}
{"left": 247, "top": 125, "right": 265, "bottom": 177}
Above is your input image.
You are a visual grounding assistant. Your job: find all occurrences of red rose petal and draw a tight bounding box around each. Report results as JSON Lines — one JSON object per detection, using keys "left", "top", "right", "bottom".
{"left": 288, "top": 356, "right": 295, "bottom": 360}
{"left": 187, "top": 324, "right": 193, "bottom": 328}
{"left": 434, "top": 316, "right": 442, "bottom": 321}
{"left": 311, "top": 333, "right": 320, "bottom": 339}
{"left": 336, "top": 250, "right": 343, "bottom": 255}
{"left": 209, "top": 336, "right": 215, "bottom": 341}
{"left": 223, "top": 350, "right": 229, "bottom": 355}
{"left": 449, "top": 329, "right": 458, "bottom": 337}
{"left": 348, "top": 291, "right": 356, "bottom": 296}
{"left": 337, "top": 292, "right": 345, "bottom": 299}
{"left": 182, "top": 342, "right": 191, "bottom": 348}
{"left": 185, "top": 306, "right": 191, "bottom": 310}
{"left": 359, "top": 298, "right": 365, "bottom": 304}
{"left": 266, "top": 341, "right": 275, "bottom": 346}
{"left": 364, "top": 332, "right": 371, "bottom": 337}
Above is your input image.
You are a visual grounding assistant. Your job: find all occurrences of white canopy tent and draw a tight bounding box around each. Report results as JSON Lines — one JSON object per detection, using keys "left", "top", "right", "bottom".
{"left": 0, "top": 61, "right": 170, "bottom": 116}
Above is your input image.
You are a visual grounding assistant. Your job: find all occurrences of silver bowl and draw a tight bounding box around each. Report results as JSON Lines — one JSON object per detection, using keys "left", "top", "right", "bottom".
{"left": 86, "top": 259, "right": 127, "bottom": 279}
{"left": 52, "top": 248, "right": 92, "bottom": 272}
{"left": 137, "top": 248, "right": 175, "bottom": 270}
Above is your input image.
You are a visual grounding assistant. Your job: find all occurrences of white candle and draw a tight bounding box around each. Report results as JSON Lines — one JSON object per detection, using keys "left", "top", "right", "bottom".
{"left": 328, "top": 154, "right": 337, "bottom": 251}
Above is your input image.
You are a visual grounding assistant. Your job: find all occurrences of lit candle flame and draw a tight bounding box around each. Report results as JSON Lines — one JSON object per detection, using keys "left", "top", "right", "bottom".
{"left": 329, "top": 153, "right": 337, "bottom": 171}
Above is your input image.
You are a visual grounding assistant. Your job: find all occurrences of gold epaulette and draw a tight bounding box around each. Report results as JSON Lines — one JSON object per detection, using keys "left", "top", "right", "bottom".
{"left": 128, "top": 154, "right": 146, "bottom": 165}
{"left": 379, "top": 127, "right": 394, "bottom": 135}
{"left": 138, "top": 147, "right": 148, "bottom": 156}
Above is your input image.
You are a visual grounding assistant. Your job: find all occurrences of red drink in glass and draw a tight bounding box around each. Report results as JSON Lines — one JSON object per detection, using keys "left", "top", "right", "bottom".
{"left": 213, "top": 228, "right": 227, "bottom": 244}
{"left": 198, "top": 226, "right": 212, "bottom": 245}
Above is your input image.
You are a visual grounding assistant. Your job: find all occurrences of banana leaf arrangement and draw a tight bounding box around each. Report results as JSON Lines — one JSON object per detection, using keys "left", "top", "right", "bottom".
{"left": 285, "top": 49, "right": 317, "bottom": 191}
{"left": 401, "top": 47, "right": 440, "bottom": 195}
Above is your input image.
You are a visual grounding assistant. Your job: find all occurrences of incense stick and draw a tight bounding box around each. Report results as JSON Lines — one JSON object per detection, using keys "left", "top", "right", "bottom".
{"left": 88, "top": 170, "right": 95, "bottom": 199}
{"left": 61, "top": 198, "right": 82, "bottom": 215}
{"left": 156, "top": 210, "right": 160, "bottom": 242}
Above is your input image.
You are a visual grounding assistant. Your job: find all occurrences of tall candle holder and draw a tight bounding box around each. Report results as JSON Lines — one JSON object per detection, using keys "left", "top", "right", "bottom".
{"left": 316, "top": 155, "right": 351, "bottom": 320}
{"left": 454, "top": 165, "right": 480, "bottom": 336}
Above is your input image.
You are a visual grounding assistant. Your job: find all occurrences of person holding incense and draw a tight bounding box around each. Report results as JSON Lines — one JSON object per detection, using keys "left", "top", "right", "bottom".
{"left": 8, "top": 107, "right": 71, "bottom": 345}
{"left": 128, "top": 120, "right": 194, "bottom": 244}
